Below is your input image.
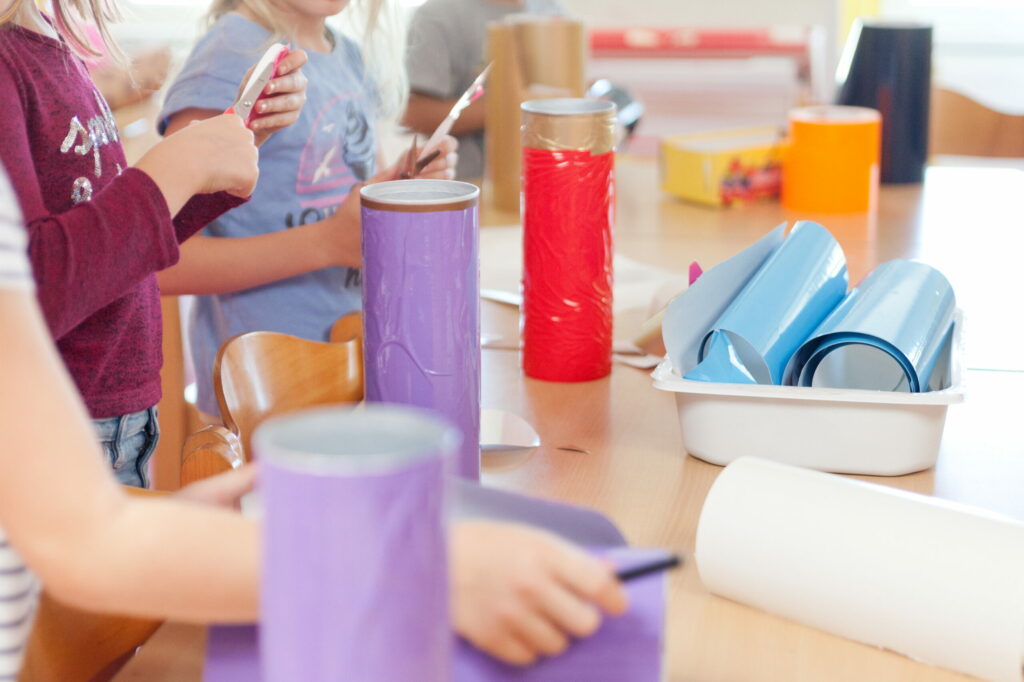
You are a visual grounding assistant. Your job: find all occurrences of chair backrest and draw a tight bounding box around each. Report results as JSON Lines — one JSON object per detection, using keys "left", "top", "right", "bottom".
{"left": 179, "top": 424, "right": 245, "bottom": 487}
{"left": 931, "top": 87, "right": 1024, "bottom": 158}
{"left": 214, "top": 313, "right": 364, "bottom": 457}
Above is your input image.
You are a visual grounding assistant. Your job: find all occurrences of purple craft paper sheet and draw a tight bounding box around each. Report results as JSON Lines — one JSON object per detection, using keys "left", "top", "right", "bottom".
{"left": 205, "top": 548, "right": 666, "bottom": 682}
{"left": 362, "top": 195, "right": 481, "bottom": 480}
{"left": 454, "top": 547, "right": 667, "bottom": 681}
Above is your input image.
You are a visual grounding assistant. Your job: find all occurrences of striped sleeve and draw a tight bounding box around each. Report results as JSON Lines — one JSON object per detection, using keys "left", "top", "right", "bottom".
{"left": 0, "top": 173, "right": 41, "bottom": 679}
{"left": 0, "top": 168, "right": 31, "bottom": 291}
{"left": 0, "top": 528, "right": 37, "bottom": 681}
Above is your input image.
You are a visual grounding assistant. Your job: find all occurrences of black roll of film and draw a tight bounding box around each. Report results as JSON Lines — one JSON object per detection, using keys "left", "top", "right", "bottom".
{"left": 836, "top": 20, "right": 932, "bottom": 184}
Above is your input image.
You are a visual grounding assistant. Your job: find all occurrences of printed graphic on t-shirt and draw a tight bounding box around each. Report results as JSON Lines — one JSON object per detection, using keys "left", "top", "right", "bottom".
{"left": 289, "top": 93, "right": 374, "bottom": 291}
{"left": 296, "top": 94, "right": 375, "bottom": 212}
{"left": 58, "top": 90, "right": 121, "bottom": 204}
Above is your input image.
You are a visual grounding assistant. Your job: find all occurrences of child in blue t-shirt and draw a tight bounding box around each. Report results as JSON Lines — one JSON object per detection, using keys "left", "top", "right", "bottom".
{"left": 158, "top": 0, "right": 458, "bottom": 417}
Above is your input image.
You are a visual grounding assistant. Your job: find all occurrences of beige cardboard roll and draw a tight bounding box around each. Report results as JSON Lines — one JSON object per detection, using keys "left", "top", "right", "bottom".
{"left": 486, "top": 16, "right": 585, "bottom": 213}
{"left": 696, "top": 457, "right": 1024, "bottom": 682}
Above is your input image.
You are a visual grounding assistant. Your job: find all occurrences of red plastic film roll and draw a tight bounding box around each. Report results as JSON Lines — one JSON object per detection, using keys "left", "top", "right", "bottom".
{"left": 521, "top": 99, "right": 616, "bottom": 382}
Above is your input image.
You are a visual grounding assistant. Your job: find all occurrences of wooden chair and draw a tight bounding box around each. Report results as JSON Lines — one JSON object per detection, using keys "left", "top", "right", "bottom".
{"left": 180, "top": 313, "right": 364, "bottom": 484}
{"left": 931, "top": 86, "right": 1024, "bottom": 158}
{"left": 19, "top": 488, "right": 166, "bottom": 682}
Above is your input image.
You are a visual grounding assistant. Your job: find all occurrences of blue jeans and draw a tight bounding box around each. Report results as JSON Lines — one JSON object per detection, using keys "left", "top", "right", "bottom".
{"left": 92, "top": 407, "right": 160, "bottom": 488}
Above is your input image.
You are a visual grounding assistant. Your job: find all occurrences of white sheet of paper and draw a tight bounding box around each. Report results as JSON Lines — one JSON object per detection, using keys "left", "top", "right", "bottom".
{"left": 696, "top": 457, "right": 1024, "bottom": 682}
{"left": 479, "top": 225, "right": 689, "bottom": 348}
{"left": 480, "top": 409, "right": 540, "bottom": 451}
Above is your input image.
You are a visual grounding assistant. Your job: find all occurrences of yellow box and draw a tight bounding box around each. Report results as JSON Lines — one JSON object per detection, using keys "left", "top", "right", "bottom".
{"left": 660, "top": 127, "right": 784, "bottom": 207}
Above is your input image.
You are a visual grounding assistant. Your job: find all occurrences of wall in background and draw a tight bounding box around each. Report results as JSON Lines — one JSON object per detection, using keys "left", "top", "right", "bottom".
{"left": 561, "top": 0, "right": 842, "bottom": 100}
{"left": 561, "top": 0, "right": 837, "bottom": 30}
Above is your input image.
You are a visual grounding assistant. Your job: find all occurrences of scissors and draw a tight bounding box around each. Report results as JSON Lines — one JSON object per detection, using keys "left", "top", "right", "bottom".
{"left": 401, "top": 62, "right": 493, "bottom": 177}
{"left": 226, "top": 43, "right": 290, "bottom": 127}
{"left": 399, "top": 136, "right": 443, "bottom": 179}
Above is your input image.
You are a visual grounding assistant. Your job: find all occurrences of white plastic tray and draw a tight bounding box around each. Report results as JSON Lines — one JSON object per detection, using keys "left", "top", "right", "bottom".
{"left": 651, "top": 314, "right": 965, "bottom": 476}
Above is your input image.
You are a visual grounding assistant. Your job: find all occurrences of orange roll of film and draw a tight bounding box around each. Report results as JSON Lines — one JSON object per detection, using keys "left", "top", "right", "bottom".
{"left": 782, "top": 106, "right": 882, "bottom": 213}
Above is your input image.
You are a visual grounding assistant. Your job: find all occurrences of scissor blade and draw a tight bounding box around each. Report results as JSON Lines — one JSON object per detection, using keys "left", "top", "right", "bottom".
{"left": 448, "top": 62, "right": 492, "bottom": 118}
{"left": 229, "top": 43, "right": 288, "bottom": 122}
{"left": 232, "top": 63, "right": 276, "bottom": 121}
{"left": 417, "top": 62, "right": 492, "bottom": 162}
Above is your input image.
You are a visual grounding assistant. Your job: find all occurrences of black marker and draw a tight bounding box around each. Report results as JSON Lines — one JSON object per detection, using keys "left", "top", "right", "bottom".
{"left": 615, "top": 554, "right": 682, "bottom": 582}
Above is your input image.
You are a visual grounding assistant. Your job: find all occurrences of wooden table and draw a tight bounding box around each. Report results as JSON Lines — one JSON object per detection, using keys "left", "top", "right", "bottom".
{"left": 115, "top": 158, "right": 1024, "bottom": 681}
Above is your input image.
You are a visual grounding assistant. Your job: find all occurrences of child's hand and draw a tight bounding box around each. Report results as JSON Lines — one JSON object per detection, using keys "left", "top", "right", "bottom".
{"left": 136, "top": 113, "right": 259, "bottom": 212}
{"left": 381, "top": 135, "right": 460, "bottom": 181}
{"left": 173, "top": 464, "right": 257, "bottom": 511}
{"left": 246, "top": 49, "right": 309, "bottom": 145}
{"left": 318, "top": 188, "right": 363, "bottom": 268}
{"left": 413, "top": 135, "right": 459, "bottom": 180}
{"left": 450, "top": 521, "right": 628, "bottom": 666}
{"left": 315, "top": 135, "right": 460, "bottom": 268}
{"left": 184, "top": 114, "right": 260, "bottom": 198}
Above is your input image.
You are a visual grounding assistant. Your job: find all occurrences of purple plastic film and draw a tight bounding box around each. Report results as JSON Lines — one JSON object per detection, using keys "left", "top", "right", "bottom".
{"left": 361, "top": 180, "right": 481, "bottom": 480}
{"left": 205, "top": 547, "right": 666, "bottom": 682}
{"left": 454, "top": 548, "right": 666, "bottom": 681}
{"left": 255, "top": 405, "right": 454, "bottom": 682}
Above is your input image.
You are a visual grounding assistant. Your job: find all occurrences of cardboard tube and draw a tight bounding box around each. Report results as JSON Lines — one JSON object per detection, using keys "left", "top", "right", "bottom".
{"left": 256, "top": 405, "right": 455, "bottom": 682}
{"left": 521, "top": 99, "right": 616, "bottom": 382}
{"left": 486, "top": 16, "right": 585, "bottom": 213}
{"left": 361, "top": 180, "right": 481, "bottom": 480}
{"left": 782, "top": 105, "right": 881, "bottom": 213}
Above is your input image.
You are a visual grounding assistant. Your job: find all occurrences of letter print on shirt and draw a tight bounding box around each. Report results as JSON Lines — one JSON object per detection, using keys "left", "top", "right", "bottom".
{"left": 60, "top": 90, "right": 121, "bottom": 204}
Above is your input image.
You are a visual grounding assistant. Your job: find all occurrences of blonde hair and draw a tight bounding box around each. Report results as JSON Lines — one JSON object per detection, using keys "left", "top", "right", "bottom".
{"left": 206, "top": 0, "right": 408, "bottom": 118}
{"left": 0, "top": 0, "right": 123, "bottom": 61}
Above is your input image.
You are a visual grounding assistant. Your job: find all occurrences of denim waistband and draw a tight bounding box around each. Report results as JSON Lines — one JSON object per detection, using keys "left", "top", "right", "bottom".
{"left": 92, "top": 406, "right": 158, "bottom": 441}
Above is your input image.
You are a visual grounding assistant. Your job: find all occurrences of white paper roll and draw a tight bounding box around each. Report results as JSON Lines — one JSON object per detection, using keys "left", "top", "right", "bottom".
{"left": 696, "top": 457, "right": 1024, "bottom": 682}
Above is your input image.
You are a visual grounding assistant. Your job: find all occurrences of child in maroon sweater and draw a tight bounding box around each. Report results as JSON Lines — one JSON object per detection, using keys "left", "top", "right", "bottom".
{"left": 0, "top": 1, "right": 308, "bottom": 486}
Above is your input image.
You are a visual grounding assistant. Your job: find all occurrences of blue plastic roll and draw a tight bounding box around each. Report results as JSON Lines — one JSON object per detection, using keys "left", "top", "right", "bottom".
{"left": 684, "top": 221, "right": 849, "bottom": 385}
{"left": 836, "top": 20, "right": 932, "bottom": 184}
{"left": 784, "top": 260, "right": 955, "bottom": 392}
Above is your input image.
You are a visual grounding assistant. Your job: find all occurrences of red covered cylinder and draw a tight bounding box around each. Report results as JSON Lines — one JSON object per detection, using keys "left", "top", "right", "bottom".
{"left": 521, "top": 98, "right": 616, "bottom": 382}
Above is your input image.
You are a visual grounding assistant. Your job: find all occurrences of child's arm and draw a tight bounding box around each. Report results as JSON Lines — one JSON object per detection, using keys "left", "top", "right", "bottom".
{"left": 163, "top": 50, "right": 308, "bottom": 147}
{"left": 0, "top": 281, "right": 627, "bottom": 646}
{"left": 0, "top": 68, "right": 257, "bottom": 337}
{"left": 1, "top": 206, "right": 624, "bottom": 654}
{"left": 0, "top": 286, "right": 262, "bottom": 622}
{"left": 157, "top": 101, "right": 365, "bottom": 294}
{"left": 155, "top": 123, "right": 457, "bottom": 296}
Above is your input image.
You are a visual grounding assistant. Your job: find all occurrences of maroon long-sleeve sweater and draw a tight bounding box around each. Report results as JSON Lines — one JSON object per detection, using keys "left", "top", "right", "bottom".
{"left": 0, "top": 24, "right": 244, "bottom": 418}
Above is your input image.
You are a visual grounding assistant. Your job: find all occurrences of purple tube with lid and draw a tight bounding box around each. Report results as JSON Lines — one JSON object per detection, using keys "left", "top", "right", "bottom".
{"left": 256, "top": 404, "right": 457, "bottom": 682}
{"left": 361, "top": 179, "right": 481, "bottom": 480}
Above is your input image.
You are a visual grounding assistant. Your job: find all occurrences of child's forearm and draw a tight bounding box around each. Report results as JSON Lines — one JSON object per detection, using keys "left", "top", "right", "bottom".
{"left": 47, "top": 495, "right": 260, "bottom": 622}
{"left": 156, "top": 220, "right": 353, "bottom": 296}
{"left": 26, "top": 170, "right": 181, "bottom": 337}
{"left": 0, "top": 289, "right": 260, "bottom": 623}
{"left": 134, "top": 148, "right": 203, "bottom": 217}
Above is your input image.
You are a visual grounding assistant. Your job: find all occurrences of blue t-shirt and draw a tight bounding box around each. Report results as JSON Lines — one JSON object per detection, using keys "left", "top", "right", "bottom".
{"left": 160, "top": 14, "right": 376, "bottom": 414}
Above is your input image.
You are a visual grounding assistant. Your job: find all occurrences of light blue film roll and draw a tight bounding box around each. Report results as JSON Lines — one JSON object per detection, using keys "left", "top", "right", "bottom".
{"left": 684, "top": 221, "right": 849, "bottom": 385}
{"left": 783, "top": 259, "right": 955, "bottom": 392}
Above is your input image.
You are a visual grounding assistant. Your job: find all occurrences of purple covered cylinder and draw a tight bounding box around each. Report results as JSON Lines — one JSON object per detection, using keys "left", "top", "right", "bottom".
{"left": 361, "top": 179, "right": 481, "bottom": 480}
{"left": 255, "top": 405, "right": 457, "bottom": 682}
